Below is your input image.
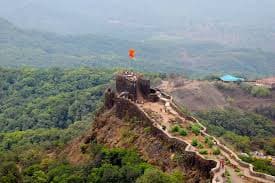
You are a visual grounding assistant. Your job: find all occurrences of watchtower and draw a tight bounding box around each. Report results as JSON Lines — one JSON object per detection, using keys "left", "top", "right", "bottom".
{"left": 116, "top": 71, "right": 150, "bottom": 101}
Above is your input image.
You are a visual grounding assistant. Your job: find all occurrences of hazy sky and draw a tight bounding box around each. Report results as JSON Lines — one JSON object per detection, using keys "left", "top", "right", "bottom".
{"left": 0, "top": 0, "right": 275, "bottom": 36}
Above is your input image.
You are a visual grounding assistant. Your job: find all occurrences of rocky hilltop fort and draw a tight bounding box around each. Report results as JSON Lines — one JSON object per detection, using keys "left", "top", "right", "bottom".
{"left": 105, "top": 71, "right": 159, "bottom": 108}
{"left": 80, "top": 71, "right": 275, "bottom": 183}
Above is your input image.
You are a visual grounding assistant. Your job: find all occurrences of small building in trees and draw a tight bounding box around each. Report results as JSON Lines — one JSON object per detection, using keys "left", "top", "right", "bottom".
{"left": 219, "top": 75, "right": 244, "bottom": 83}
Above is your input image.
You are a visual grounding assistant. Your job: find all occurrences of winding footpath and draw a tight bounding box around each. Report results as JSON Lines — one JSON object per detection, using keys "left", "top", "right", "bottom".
{"left": 137, "top": 87, "right": 275, "bottom": 183}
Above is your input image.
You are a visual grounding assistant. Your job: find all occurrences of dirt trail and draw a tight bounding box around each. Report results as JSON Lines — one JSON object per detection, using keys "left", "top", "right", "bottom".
{"left": 139, "top": 82, "right": 274, "bottom": 183}
{"left": 139, "top": 99, "right": 243, "bottom": 182}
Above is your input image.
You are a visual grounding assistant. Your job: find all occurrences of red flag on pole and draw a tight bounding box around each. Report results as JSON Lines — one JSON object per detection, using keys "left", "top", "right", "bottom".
{"left": 128, "top": 49, "right": 136, "bottom": 59}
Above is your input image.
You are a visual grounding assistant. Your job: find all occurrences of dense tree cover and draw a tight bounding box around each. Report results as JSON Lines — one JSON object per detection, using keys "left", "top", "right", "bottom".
{"left": 255, "top": 105, "right": 275, "bottom": 121}
{"left": 0, "top": 67, "right": 164, "bottom": 153}
{"left": 0, "top": 67, "right": 174, "bottom": 182}
{"left": 197, "top": 108, "right": 275, "bottom": 137}
{"left": 0, "top": 121, "right": 89, "bottom": 153}
{"left": 0, "top": 143, "right": 185, "bottom": 183}
{"left": 0, "top": 67, "right": 113, "bottom": 132}
{"left": 197, "top": 108, "right": 275, "bottom": 155}
{"left": 0, "top": 67, "right": 113, "bottom": 182}
{"left": 240, "top": 155, "right": 275, "bottom": 176}
{"left": 0, "top": 162, "right": 22, "bottom": 183}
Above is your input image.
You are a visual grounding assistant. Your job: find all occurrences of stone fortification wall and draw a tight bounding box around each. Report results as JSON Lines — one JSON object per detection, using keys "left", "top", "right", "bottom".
{"left": 114, "top": 97, "right": 217, "bottom": 181}
{"left": 137, "top": 78, "right": 150, "bottom": 98}
{"left": 116, "top": 74, "right": 137, "bottom": 100}
{"left": 116, "top": 73, "right": 151, "bottom": 101}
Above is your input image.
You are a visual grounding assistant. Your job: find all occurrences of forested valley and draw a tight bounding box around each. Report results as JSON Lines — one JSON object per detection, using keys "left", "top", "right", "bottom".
{"left": 0, "top": 67, "right": 179, "bottom": 183}
{"left": 197, "top": 108, "right": 275, "bottom": 175}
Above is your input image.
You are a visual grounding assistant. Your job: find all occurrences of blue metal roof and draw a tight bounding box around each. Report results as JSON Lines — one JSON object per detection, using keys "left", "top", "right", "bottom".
{"left": 220, "top": 75, "right": 244, "bottom": 82}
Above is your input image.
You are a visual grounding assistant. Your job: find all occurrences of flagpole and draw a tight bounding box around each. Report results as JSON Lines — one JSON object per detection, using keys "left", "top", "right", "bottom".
{"left": 128, "top": 49, "right": 135, "bottom": 71}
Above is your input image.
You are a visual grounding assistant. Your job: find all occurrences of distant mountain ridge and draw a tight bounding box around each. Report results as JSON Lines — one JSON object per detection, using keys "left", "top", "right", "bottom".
{"left": 0, "top": 17, "right": 274, "bottom": 78}
{"left": 1, "top": 0, "right": 275, "bottom": 34}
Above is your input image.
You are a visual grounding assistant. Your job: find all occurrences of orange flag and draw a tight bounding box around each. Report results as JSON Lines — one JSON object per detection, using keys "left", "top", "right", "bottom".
{"left": 128, "top": 49, "right": 136, "bottom": 59}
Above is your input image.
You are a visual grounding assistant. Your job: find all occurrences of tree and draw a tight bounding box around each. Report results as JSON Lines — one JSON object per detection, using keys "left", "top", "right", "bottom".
{"left": 30, "top": 171, "right": 48, "bottom": 183}
{"left": 0, "top": 162, "right": 22, "bottom": 183}
{"left": 88, "top": 164, "right": 123, "bottom": 183}
{"left": 136, "top": 168, "right": 182, "bottom": 183}
{"left": 251, "top": 86, "right": 271, "bottom": 97}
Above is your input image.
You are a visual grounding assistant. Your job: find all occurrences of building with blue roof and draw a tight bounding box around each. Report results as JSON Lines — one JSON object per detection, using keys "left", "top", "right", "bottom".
{"left": 220, "top": 75, "right": 244, "bottom": 82}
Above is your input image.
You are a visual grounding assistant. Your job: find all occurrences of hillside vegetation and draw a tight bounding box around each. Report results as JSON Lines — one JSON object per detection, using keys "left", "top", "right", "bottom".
{"left": 0, "top": 67, "right": 114, "bottom": 132}
{"left": 197, "top": 109, "right": 275, "bottom": 154}
{"left": 197, "top": 108, "right": 275, "bottom": 176}
{"left": 0, "top": 68, "right": 177, "bottom": 183}
{"left": 0, "top": 143, "right": 184, "bottom": 183}
{"left": 0, "top": 68, "right": 111, "bottom": 182}
{"left": 162, "top": 78, "right": 275, "bottom": 176}
{"left": 0, "top": 67, "right": 114, "bottom": 158}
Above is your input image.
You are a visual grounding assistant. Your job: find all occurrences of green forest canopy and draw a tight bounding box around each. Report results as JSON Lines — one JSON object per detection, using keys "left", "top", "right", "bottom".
{"left": 0, "top": 67, "right": 113, "bottom": 132}
{"left": 0, "top": 67, "right": 183, "bottom": 183}
{"left": 197, "top": 108, "right": 275, "bottom": 156}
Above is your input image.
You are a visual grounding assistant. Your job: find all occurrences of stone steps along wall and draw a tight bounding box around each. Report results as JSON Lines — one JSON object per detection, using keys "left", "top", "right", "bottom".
{"left": 157, "top": 94, "right": 222, "bottom": 181}
{"left": 113, "top": 90, "right": 275, "bottom": 182}
{"left": 115, "top": 97, "right": 217, "bottom": 180}
{"left": 167, "top": 94, "right": 275, "bottom": 182}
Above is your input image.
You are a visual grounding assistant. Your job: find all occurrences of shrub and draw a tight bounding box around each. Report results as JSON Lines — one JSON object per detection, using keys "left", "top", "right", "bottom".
{"left": 215, "top": 82, "right": 235, "bottom": 91}
{"left": 191, "top": 124, "right": 201, "bottom": 136}
{"left": 234, "top": 168, "right": 241, "bottom": 173}
{"left": 191, "top": 139, "right": 198, "bottom": 147}
{"left": 205, "top": 136, "right": 214, "bottom": 147}
{"left": 237, "top": 172, "right": 244, "bottom": 177}
{"left": 239, "top": 155, "right": 253, "bottom": 163}
{"left": 203, "top": 74, "right": 220, "bottom": 81}
{"left": 171, "top": 125, "right": 180, "bottom": 133}
{"left": 225, "top": 169, "right": 230, "bottom": 177}
{"left": 197, "top": 143, "right": 204, "bottom": 149}
{"left": 180, "top": 106, "right": 191, "bottom": 116}
{"left": 144, "top": 127, "right": 151, "bottom": 133}
{"left": 207, "top": 140, "right": 214, "bottom": 148}
{"left": 179, "top": 129, "right": 188, "bottom": 136}
{"left": 130, "top": 116, "right": 141, "bottom": 123}
{"left": 226, "top": 97, "right": 235, "bottom": 104}
{"left": 240, "top": 83, "right": 253, "bottom": 93}
{"left": 255, "top": 105, "right": 275, "bottom": 121}
{"left": 204, "top": 137, "right": 209, "bottom": 143}
{"left": 251, "top": 86, "right": 271, "bottom": 97}
{"left": 213, "top": 147, "right": 221, "bottom": 155}
{"left": 199, "top": 149, "right": 208, "bottom": 155}
{"left": 80, "top": 143, "right": 88, "bottom": 153}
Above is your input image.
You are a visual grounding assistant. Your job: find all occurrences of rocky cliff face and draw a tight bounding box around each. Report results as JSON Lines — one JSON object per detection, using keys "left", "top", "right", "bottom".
{"left": 83, "top": 96, "right": 216, "bottom": 183}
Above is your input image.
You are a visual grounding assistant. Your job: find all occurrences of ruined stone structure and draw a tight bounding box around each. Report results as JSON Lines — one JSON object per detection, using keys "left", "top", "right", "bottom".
{"left": 116, "top": 71, "right": 153, "bottom": 101}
